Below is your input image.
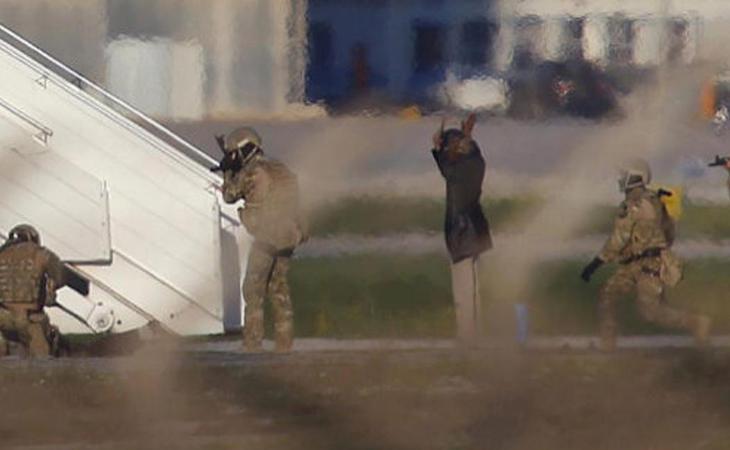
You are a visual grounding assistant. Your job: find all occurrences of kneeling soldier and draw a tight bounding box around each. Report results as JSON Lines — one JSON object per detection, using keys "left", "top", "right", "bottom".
{"left": 0, "top": 224, "right": 68, "bottom": 357}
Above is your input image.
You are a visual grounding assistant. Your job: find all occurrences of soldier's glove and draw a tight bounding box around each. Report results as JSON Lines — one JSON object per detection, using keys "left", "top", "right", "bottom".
{"left": 580, "top": 257, "right": 604, "bottom": 283}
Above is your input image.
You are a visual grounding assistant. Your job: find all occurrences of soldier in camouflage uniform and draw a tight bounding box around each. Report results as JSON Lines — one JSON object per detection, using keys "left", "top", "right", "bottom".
{"left": 0, "top": 224, "right": 66, "bottom": 357}
{"left": 220, "top": 127, "right": 305, "bottom": 352}
{"left": 581, "top": 159, "right": 711, "bottom": 351}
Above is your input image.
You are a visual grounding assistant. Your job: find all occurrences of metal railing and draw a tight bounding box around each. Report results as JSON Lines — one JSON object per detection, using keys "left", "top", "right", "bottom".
{"left": 0, "top": 23, "right": 218, "bottom": 175}
{"left": 0, "top": 95, "right": 53, "bottom": 144}
{"left": 0, "top": 23, "right": 240, "bottom": 224}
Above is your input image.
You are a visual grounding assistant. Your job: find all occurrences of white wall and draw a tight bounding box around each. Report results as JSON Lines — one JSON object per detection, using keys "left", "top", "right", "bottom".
{"left": 106, "top": 38, "right": 205, "bottom": 120}
{"left": 208, "top": 0, "right": 309, "bottom": 117}
{"left": 0, "top": 0, "right": 107, "bottom": 81}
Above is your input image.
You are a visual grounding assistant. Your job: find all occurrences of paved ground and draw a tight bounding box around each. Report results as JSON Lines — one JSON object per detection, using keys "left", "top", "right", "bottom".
{"left": 3, "top": 341, "right": 730, "bottom": 450}
{"left": 35, "top": 101, "right": 723, "bottom": 449}
{"left": 185, "top": 336, "right": 730, "bottom": 354}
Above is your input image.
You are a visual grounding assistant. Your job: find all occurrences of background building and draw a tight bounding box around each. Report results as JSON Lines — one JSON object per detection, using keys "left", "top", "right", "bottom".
{"left": 1, "top": 0, "right": 309, "bottom": 120}
{"left": 3, "top": 0, "right": 730, "bottom": 119}
{"left": 305, "top": 0, "right": 498, "bottom": 104}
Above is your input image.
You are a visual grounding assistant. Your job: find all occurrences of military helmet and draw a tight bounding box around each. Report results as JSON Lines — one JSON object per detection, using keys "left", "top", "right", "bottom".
{"left": 618, "top": 158, "right": 652, "bottom": 192}
{"left": 8, "top": 224, "right": 40, "bottom": 245}
{"left": 224, "top": 127, "right": 262, "bottom": 153}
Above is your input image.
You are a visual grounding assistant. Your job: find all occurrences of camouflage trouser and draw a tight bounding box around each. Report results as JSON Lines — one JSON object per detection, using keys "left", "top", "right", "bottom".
{"left": 599, "top": 257, "right": 698, "bottom": 347}
{"left": 242, "top": 245, "right": 293, "bottom": 352}
{"left": 0, "top": 307, "right": 51, "bottom": 357}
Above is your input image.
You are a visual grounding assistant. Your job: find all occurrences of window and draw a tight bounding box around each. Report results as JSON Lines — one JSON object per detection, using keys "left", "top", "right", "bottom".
{"left": 512, "top": 15, "right": 543, "bottom": 69}
{"left": 564, "top": 17, "right": 585, "bottom": 60}
{"left": 607, "top": 15, "right": 635, "bottom": 65}
{"left": 413, "top": 23, "right": 445, "bottom": 73}
{"left": 305, "top": 21, "right": 335, "bottom": 102}
{"left": 459, "top": 19, "right": 497, "bottom": 69}
{"left": 667, "top": 18, "right": 689, "bottom": 64}
{"left": 308, "top": 22, "right": 333, "bottom": 71}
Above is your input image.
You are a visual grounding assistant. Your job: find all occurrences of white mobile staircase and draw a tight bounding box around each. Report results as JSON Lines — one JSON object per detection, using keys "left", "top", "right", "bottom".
{"left": 0, "top": 24, "right": 246, "bottom": 336}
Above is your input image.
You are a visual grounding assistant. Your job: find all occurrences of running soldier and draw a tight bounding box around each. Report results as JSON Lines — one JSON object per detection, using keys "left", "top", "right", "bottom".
{"left": 580, "top": 159, "right": 711, "bottom": 351}
{"left": 217, "top": 127, "right": 306, "bottom": 353}
{"left": 0, "top": 224, "right": 67, "bottom": 357}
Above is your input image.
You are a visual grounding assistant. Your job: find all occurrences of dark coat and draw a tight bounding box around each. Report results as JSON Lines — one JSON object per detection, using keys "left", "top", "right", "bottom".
{"left": 432, "top": 142, "right": 493, "bottom": 262}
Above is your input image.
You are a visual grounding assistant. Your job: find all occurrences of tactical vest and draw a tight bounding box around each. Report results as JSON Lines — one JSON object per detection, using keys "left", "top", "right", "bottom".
{"left": 623, "top": 189, "right": 671, "bottom": 258}
{"left": 0, "top": 242, "right": 52, "bottom": 306}
{"left": 240, "top": 158, "right": 306, "bottom": 250}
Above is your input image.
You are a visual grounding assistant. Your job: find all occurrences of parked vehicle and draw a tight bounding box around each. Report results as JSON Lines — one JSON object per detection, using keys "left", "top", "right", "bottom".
{"left": 507, "top": 60, "right": 619, "bottom": 119}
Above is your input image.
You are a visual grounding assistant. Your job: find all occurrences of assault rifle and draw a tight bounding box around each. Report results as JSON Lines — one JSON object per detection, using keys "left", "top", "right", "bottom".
{"left": 63, "top": 265, "right": 90, "bottom": 297}
{"left": 37, "top": 265, "right": 89, "bottom": 304}
{"left": 209, "top": 134, "right": 243, "bottom": 173}
{"left": 708, "top": 155, "right": 730, "bottom": 168}
{"left": 209, "top": 133, "right": 263, "bottom": 175}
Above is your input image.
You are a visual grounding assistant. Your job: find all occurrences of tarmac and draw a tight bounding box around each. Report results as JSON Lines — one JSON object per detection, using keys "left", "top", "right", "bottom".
{"left": 186, "top": 335, "right": 730, "bottom": 354}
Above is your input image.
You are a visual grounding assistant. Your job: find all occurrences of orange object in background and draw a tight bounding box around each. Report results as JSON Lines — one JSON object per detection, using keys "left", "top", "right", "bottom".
{"left": 700, "top": 79, "right": 716, "bottom": 119}
{"left": 398, "top": 105, "right": 422, "bottom": 120}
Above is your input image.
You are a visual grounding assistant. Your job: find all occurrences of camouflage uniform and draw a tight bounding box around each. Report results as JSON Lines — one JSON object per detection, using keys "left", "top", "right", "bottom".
{"left": 223, "top": 154, "right": 304, "bottom": 352}
{"left": 595, "top": 186, "right": 707, "bottom": 349}
{"left": 0, "top": 241, "right": 65, "bottom": 357}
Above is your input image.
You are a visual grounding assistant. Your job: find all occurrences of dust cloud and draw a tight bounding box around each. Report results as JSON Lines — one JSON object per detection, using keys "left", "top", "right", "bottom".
{"left": 483, "top": 66, "right": 711, "bottom": 311}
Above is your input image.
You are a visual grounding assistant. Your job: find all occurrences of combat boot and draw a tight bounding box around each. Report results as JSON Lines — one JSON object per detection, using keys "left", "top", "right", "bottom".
{"left": 274, "top": 335, "right": 293, "bottom": 354}
{"left": 242, "top": 324, "right": 265, "bottom": 353}
{"left": 273, "top": 316, "right": 294, "bottom": 353}
{"left": 48, "top": 325, "right": 67, "bottom": 357}
{"left": 693, "top": 315, "right": 712, "bottom": 347}
{"left": 242, "top": 340, "right": 264, "bottom": 353}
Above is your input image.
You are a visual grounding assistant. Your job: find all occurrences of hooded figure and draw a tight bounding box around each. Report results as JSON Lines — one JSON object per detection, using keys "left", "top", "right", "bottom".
{"left": 432, "top": 114, "right": 493, "bottom": 343}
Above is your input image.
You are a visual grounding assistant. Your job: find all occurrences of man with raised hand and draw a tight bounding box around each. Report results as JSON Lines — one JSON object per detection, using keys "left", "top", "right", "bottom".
{"left": 432, "top": 114, "right": 493, "bottom": 344}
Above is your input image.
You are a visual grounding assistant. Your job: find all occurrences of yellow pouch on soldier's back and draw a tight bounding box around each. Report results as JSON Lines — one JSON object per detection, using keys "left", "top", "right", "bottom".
{"left": 653, "top": 185, "right": 683, "bottom": 221}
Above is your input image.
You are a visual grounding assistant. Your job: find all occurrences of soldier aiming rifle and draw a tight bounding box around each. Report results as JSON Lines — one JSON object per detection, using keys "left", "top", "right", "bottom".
{"left": 213, "top": 127, "right": 307, "bottom": 353}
